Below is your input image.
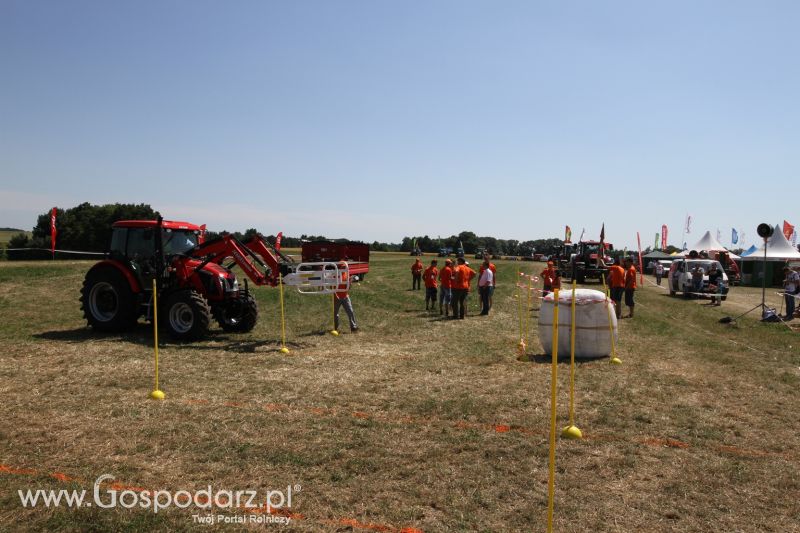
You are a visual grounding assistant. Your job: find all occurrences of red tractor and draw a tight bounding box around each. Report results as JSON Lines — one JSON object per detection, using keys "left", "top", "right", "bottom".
{"left": 81, "top": 217, "right": 304, "bottom": 341}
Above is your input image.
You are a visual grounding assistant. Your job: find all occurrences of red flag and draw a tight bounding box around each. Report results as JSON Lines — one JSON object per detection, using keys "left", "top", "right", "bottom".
{"left": 275, "top": 231, "right": 283, "bottom": 251}
{"left": 661, "top": 225, "right": 668, "bottom": 250}
{"left": 50, "top": 207, "right": 57, "bottom": 259}
{"left": 783, "top": 220, "right": 794, "bottom": 241}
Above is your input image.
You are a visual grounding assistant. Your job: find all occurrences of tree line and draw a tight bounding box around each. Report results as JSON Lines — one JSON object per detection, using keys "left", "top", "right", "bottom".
{"left": 2, "top": 203, "right": 565, "bottom": 259}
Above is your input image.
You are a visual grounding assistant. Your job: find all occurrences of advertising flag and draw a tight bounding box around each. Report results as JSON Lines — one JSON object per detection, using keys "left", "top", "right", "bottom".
{"left": 661, "top": 225, "right": 668, "bottom": 250}
{"left": 50, "top": 207, "right": 57, "bottom": 259}
{"left": 783, "top": 220, "right": 794, "bottom": 241}
{"left": 731, "top": 228, "right": 738, "bottom": 245}
{"left": 654, "top": 232, "right": 659, "bottom": 250}
{"left": 685, "top": 215, "right": 692, "bottom": 234}
{"left": 637, "top": 232, "right": 644, "bottom": 285}
{"left": 275, "top": 231, "right": 283, "bottom": 250}
{"left": 565, "top": 226, "right": 572, "bottom": 243}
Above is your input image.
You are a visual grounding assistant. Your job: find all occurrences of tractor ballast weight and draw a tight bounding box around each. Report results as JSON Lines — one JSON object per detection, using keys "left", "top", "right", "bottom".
{"left": 81, "top": 218, "right": 357, "bottom": 341}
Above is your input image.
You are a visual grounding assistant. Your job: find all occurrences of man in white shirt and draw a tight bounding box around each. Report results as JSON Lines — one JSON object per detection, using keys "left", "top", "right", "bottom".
{"left": 478, "top": 264, "right": 494, "bottom": 315}
{"left": 655, "top": 261, "right": 664, "bottom": 286}
{"left": 783, "top": 266, "right": 800, "bottom": 320}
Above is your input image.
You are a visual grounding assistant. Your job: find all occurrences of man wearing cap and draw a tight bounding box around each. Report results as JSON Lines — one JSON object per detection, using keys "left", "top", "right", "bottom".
{"left": 438, "top": 258, "right": 454, "bottom": 316}
{"left": 334, "top": 261, "right": 359, "bottom": 333}
{"left": 411, "top": 258, "right": 424, "bottom": 290}
{"left": 423, "top": 259, "right": 439, "bottom": 311}
{"left": 452, "top": 257, "right": 476, "bottom": 319}
{"left": 540, "top": 261, "right": 560, "bottom": 297}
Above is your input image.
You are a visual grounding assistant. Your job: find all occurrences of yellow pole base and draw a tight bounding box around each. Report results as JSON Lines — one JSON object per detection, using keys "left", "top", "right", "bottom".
{"left": 330, "top": 330, "right": 339, "bottom": 336}
{"left": 610, "top": 357, "right": 622, "bottom": 365}
{"left": 561, "top": 425, "right": 583, "bottom": 439}
{"left": 279, "top": 347, "right": 290, "bottom": 354}
{"left": 517, "top": 339, "right": 526, "bottom": 354}
{"left": 150, "top": 390, "right": 165, "bottom": 400}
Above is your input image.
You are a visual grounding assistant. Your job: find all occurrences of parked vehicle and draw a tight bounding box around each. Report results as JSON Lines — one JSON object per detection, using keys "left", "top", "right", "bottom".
{"left": 668, "top": 259, "right": 729, "bottom": 300}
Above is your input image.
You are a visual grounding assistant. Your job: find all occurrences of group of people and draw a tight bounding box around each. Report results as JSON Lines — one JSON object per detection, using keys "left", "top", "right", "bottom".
{"left": 783, "top": 265, "right": 800, "bottom": 320}
{"left": 414, "top": 255, "right": 496, "bottom": 318}
{"left": 607, "top": 258, "right": 637, "bottom": 318}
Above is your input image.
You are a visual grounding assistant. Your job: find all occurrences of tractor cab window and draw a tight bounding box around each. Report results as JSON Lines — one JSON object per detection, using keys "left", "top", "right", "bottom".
{"left": 162, "top": 229, "right": 198, "bottom": 255}
{"left": 110, "top": 228, "right": 128, "bottom": 255}
{"left": 126, "top": 228, "right": 156, "bottom": 261}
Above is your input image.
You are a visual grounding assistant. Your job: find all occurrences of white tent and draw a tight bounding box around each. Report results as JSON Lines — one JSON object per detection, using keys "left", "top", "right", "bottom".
{"left": 676, "top": 230, "right": 740, "bottom": 259}
{"left": 740, "top": 224, "right": 800, "bottom": 261}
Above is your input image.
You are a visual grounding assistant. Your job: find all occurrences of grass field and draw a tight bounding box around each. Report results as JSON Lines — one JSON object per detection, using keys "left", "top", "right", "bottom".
{"left": 0, "top": 230, "right": 28, "bottom": 247}
{"left": 1, "top": 255, "right": 799, "bottom": 532}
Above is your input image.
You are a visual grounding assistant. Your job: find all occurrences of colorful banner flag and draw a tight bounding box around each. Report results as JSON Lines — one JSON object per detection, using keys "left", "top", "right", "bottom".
{"left": 731, "top": 228, "right": 738, "bottom": 245}
{"left": 50, "top": 207, "right": 57, "bottom": 259}
{"left": 685, "top": 215, "right": 692, "bottom": 234}
{"left": 564, "top": 225, "right": 572, "bottom": 243}
{"left": 275, "top": 231, "right": 283, "bottom": 250}
{"left": 654, "top": 232, "right": 659, "bottom": 250}
{"left": 783, "top": 220, "right": 794, "bottom": 241}
{"left": 661, "top": 225, "right": 668, "bottom": 250}
{"left": 637, "top": 232, "right": 644, "bottom": 285}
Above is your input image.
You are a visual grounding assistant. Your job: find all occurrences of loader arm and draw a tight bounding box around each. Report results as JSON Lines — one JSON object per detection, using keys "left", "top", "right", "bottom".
{"left": 190, "top": 234, "right": 278, "bottom": 286}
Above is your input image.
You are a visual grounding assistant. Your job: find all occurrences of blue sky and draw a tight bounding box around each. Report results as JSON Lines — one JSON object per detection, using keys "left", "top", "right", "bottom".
{"left": 2, "top": 1, "right": 798, "bottom": 249}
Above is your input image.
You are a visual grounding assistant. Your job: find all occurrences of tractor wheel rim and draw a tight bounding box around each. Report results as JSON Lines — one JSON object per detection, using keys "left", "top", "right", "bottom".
{"left": 89, "top": 281, "right": 118, "bottom": 322}
{"left": 169, "top": 302, "right": 194, "bottom": 333}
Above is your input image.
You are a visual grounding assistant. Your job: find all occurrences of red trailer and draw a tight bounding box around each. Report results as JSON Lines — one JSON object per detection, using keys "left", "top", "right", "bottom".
{"left": 301, "top": 241, "right": 370, "bottom": 281}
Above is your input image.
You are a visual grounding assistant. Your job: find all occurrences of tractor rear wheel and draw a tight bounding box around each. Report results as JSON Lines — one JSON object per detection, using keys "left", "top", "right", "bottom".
{"left": 163, "top": 289, "right": 211, "bottom": 341}
{"left": 81, "top": 266, "right": 139, "bottom": 332}
{"left": 213, "top": 293, "right": 258, "bottom": 333}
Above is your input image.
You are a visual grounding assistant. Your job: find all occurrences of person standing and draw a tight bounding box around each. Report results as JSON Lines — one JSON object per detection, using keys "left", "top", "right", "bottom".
{"left": 706, "top": 264, "right": 723, "bottom": 306}
{"left": 438, "top": 259, "right": 454, "bottom": 316}
{"left": 782, "top": 266, "right": 800, "bottom": 320}
{"left": 540, "top": 261, "right": 561, "bottom": 297}
{"left": 411, "top": 258, "right": 423, "bottom": 290}
{"left": 479, "top": 254, "right": 497, "bottom": 310}
{"left": 623, "top": 258, "right": 637, "bottom": 318}
{"left": 423, "top": 259, "right": 439, "bottom": 311}
{"left": 478, "top": 260, "right": 494, "bottom": 315}
{"left": 333, "top": 262, "right": 358, "bottom": 333}
{"left": 607, "top": 259, "right": 626, "bottom": 319}
{"left": 451, "top": 257, "right": 475, "bottom": 319}
{"left": 691, "top": 265, "right": 705, "bottom": 294}
{"left": 654, "top": 261, "right": 664, "bottom": 286}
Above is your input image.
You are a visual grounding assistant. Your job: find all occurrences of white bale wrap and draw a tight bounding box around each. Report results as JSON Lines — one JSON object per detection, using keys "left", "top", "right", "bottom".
{"left": 538, "top": 288, "right": 618, "bottom": 358}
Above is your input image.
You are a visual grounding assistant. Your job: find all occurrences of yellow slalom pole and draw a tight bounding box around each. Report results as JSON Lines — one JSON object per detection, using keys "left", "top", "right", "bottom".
{"left": 562, "top": 281, "right": 582, "bottom": 439}
{"left": 330, "top": 293, "right": 339, "bottom": 336}
{"left": 547, "top": 288, "right": 559, "bottom": 532}
{"left": 150, "top": 279, "right": 164, "bottom": 400}
{"left": 278, "top": 272, "right": 290, "bottom": 354}
{"left": 525, "top": 275, "right": 533, "bottom": 349}
{"left": 603, "top": 278, "right": 622, "bottom": 365}
{"left": 517, "top": 269, "right": 525, "bottom": 354}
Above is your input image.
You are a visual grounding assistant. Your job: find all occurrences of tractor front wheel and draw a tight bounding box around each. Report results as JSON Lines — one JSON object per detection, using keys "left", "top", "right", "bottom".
{"left": 163, "top": 290, "right": 211, "bottom": 341}
{"left": 81, "top": 266, "right": 139, "bottom": 332}
{"left": 213, "top": 293, "right": 258, "bottom": 333}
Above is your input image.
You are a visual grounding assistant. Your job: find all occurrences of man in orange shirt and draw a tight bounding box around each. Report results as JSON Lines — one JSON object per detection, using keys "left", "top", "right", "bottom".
{"left": 334, "top": 261, "right": 359, "bottom": 332}
{"left": 411, "top": 258, "right": 423, "bottom": 290}
{"left": 451, "top": 257, "right": 476, "bottom": 319}
{"left": 623, "top": 257, "right": 637, "bottom": 318}
{"left": 438, "top": 259, "right": 454, "bottom": 316}
{"left": 607, "top": 259, "right": 626, "bottom": 319}
{"left": 423, "top": 259, "right": 439, "bottom": 311}
{"left": 540, "top": 261, "right": 561, "bottom": 297}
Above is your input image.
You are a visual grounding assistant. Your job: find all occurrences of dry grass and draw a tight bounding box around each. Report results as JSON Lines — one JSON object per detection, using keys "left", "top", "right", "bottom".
{"left": 0, "top": 256, "right": 799, "bottom": 532}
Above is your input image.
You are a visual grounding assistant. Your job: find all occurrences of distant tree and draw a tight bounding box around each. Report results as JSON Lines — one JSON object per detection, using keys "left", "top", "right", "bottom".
{"left": 30, "top": 203, "right": 158, "bottom": 252}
